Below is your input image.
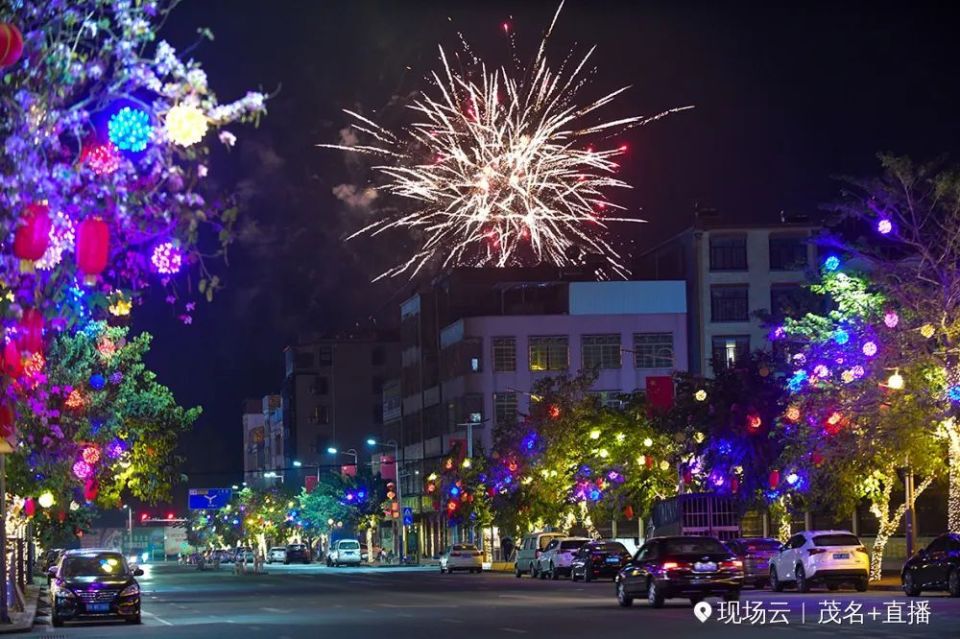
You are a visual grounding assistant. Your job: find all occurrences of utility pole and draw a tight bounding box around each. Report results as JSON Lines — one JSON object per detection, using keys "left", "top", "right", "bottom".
{"left": 904, "top": 468, "right": 916, "bottom": 558}
{"left": 0, "top": 454, "right": 10, "bottom": 624}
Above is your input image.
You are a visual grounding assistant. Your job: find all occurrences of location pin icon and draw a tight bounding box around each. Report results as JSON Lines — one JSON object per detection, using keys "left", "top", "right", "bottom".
{"left": 694, "top": 600, "right": 713, "bottom": 623}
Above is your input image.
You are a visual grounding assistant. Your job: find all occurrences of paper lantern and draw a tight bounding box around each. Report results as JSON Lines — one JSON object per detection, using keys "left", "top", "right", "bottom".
{"left": 13, "top": 203, "right": 51, "bottom": 273}
{"left": 0, "top": 23, "right": 23, "bottom": 68}
{"left": 165, "top": 103, "right": 209, "bottom": 146}
{"left": 24, "top": 498, "right": 35, "bottom": 517}
{"left": 76, "top": 218, "right": 109, "bottom": 285}
{"left": 2, "top": 340, "right": 22, "bottom": 378}
{"left": 38, "top": 491, "right": 55, "bottom": 509}
{"left": 769, "top": 469, "right": 780, "bottom": 489}
{"left": 18, "top": 308, "right": 43, "bottom": 355}
{"left": 84, "top": 479, "right": 99, "bottom": 502}
{"left": 0, "top": 403, "right": 13, "bottom": 440}
{"left": 729, "top": 477, "right": 739, "bottom": 493}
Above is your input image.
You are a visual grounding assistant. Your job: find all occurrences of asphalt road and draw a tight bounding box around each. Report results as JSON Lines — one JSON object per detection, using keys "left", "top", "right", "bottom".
{"left": 25, "top": 563, "right": 960, "bottom": 639}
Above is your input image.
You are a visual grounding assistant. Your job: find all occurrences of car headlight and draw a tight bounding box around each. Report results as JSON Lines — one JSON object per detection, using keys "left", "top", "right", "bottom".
{"left": 120, "top": 584, "right": 140, "bottom": 597}
{"left": 55, "top": 587, "right": 76, "bottom": 599}
{"left": 628, "top": 568, "right": 642, "bottom": 577}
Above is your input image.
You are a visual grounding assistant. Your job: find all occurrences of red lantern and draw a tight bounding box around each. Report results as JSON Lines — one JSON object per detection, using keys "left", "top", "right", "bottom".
{"left": 84, "top": 478, "right": 99, "bottom": 502}
{"left": 57, "top": 511, "right": 67, "bottom": 523}
{"left": 644, "top": 456, "right": 654, "bottom": 469}
{"left": 746, "top": 412, "right": 762, "bottom": 431}
{"left": 13, "top": 203, "right": 51, "bottom": 273}
{"left": 812, "top": 451, "right": 824, "bottom": 466}
{"left": 729, "top": 477, "right": 740, "bottom": 493}
{"left": 623, "top": 504, "right": 635, "bottom": 521}
{"left": 0, "top": 402, "right": 13, "bottom": 441}
{"left": 0, "top": 23, "right": 23, "bottom": 68}
{"left": 76, "top": 217, "right": 110, "bottom": 285}
{"left": 548, "top": 404, "right": 561, "bottom": 419}
{"left": 769, "top": 469, "right": 780, "bottom": 489}
{"left": 18, "top": 308, "right": 43, "bottom": 355}
{"left": 2, "top": 340, "right": 22, "bottom": 378}
{"left": 24, "top": 498, "right": 35, "bottom": 517}
{"left": 682, "top": 470, "right": 693, "bottom": 485}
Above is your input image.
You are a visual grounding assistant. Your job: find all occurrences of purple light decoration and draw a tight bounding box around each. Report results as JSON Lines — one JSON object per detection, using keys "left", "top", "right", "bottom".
{"left": 884, "top": 311, "right": 899, "bottom": 328}
{"left": 813, "top": 364, "right": 830, "bottom": 378}
{"left": 72, "top": 460, "right": 94, "bottom": 480}
{"left": 110, "top": 371, "right": 123, "bottom": 385}
{"left": 877, "top": 219, "right": 893, "bottom": 235}
{"left": 862, "top": 341, "right": 878, "bottom": 357}
{"left": 770, "top": 326, "right": 785, "bottom": 340}
{"left": 150, "top": 242, "right": 183, "bottom": 275}
{"left": 851, "top": 365, "right": 865, "bottom": 378}
{"left": 106, "top": 439, "right": 125, "bottom": 459}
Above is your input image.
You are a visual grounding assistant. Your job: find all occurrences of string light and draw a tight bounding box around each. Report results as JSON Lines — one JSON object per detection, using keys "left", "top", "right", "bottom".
{"left": 877, "top": 219, "right": 893, "bottom": 235}
{"left": 884, "top": 311, "right": 899, "bottom": 328}
{"left": 694, "top": 390, "right": 707, "bottom": 402}
{"left": 887, "top": 372, "right": 905, "bottom": 390}
{"left": 38, "top": 491, "right": 55, "bottom": 508}
{"left": 920, "top": 324, "right": 935, "bottom": 339}
{"left": 862, "top": 341, "right": 878, "bottom": 357}
{"left": 165, "top": 103, "right": 208, "bottom": 146}
{"left": 151, "top": 242, "right": 184, "bottom": 275}
{"left": 823, "top": 256, "right": 840, "bottom": 271}
{"left": 109, "top": 295, "right": 132, "bottom": 317}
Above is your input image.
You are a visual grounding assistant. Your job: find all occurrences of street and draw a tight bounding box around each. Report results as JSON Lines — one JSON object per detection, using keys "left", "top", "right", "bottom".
{"left": 26, "top": 563, "right": 960, "bottom": 638}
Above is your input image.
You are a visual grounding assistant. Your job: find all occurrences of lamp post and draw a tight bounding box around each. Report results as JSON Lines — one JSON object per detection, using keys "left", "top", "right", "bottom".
{"left": 326, "top": 447, "right": 359, "bottom": 472}
{"left": 367, "top": 438, "right": 403, "bottom": 558}
{"left": 293, "top": 459, "right": 321, "bottom": 482}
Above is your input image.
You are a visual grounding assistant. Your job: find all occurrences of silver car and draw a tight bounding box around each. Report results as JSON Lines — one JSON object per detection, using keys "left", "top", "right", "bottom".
{"left": 267, "top": 547, "right": 287, "bottom": 564}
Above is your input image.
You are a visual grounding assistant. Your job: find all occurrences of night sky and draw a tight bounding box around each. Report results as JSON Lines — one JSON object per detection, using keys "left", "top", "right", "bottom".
{"left": 135, "top": 0, "right": 960, "bottom": 498}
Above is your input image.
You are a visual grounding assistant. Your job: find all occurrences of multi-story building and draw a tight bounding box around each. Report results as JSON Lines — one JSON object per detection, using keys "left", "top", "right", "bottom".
{"left": 637, "top": 212, "right": 820, "bottom": 375}
{"left": 242, "top": 395, "right": 284, "bottom": 486}
{"left": 382, "top": 267, "right": 688, "bottom": 556}
{"left": 282, "top": 333, "right": 400, "bottom": 473}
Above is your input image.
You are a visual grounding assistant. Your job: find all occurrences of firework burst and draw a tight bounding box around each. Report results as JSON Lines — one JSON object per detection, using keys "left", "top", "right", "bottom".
{"left": 324, "top": 2, "right": 692, "bottom": 280}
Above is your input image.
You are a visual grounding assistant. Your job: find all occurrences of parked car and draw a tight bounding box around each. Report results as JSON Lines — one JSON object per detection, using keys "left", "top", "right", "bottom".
{"left": 615, "top": 536, "right": 743, "bottom": 608}
{"left": 570, "top": 540, "right": 631, "bottom": 582}
{"left": 514, "top": 531, "right": 565, "bottom": 578}
{"left": 535, "top": 537, "right": 590, "bottom": 579}
{"left": 725, "top": 537, "right": 782, "bottom": 589}
{"left": 285, "top": 543, "right": 310, "bottom": 564}
{"left": 902, "top": 532, "right": 960, "bottom": 597}
{"left": 769, "top": 530, "right": 868, "bottom": 593}
{"left": 49, "top": 549, "right": 143, "bottom": 627}
{"left": 439, "top": 544, "right": 483, "bottom": 574}
{"left": 40, "top": 548, "right": 64, "bottom": 572}
{"left": 235, "top": 547, "right": 255, "bottom": 564}
{"left": 327, "top": 539, "right": 362, "bottom": 566}
{"left": 268, "top": 547, "right": 287, "bottom": 564}
{"left": 217, "top": 549, "right": 234, "bottom": 564}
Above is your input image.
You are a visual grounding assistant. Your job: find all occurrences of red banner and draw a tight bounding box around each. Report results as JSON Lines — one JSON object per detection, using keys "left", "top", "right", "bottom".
{"left": 304, "top": 475, "right": 318, "bottom": 494}
{"left": 645, "top": 375, "right": 674, "bottom": 413}
{"left": 378, "top": 455, "right": 396, "bottom": 480}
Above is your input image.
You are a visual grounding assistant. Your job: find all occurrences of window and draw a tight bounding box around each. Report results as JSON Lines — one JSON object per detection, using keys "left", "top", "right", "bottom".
{"left": 494, "top": 392, "right": 518, "bottom": 426}
{"left": 582, "top": 334, "right": 621, "bottom": 369}
{"left": 709, "top": 234, "right": 747, "bottom": 271}
{"left": 312, "top": 405, "right": 329, "bottom": 424}
{"left": 633, "top": 333, "right": 674, "bottom": 368}
{"left": 492, "top": 337, "right": 516, "bottom": 372}
{"left": 711, "top": 335, "right": 749, "bottom": 370}
{"left": 318, "top": 346, "right": 333, "bottom": 365}
{"left": 769, "top": 235, "right": 808, "bottom": 270}
{"left": 711, "top": 285, "right": 749, "bottom": 322}
{"left": 470, "top": 357, "right": 481, "bottom": 373}
{"left": 529, "top": 336, "right": 568, "bottom": 371}
{"left": 312, "top": 376, "right": 329, "bottom": 395}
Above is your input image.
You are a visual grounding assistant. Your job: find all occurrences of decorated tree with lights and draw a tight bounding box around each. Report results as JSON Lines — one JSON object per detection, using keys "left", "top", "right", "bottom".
{"left": 773, "top": 263, "right": 946, "bottom": 578}
{"left": 295, "top": 479, "right": 352, "bottom": 556}
{"left": 5, "top": 322, "right": 198, "bottom": 542}
{"left": 489, "top": 373, "right": 676, "bottom": 537}
{"left": 818, "top": 155, "right": 960, "bottom": 533}
{"left": 423, "top": 442, "right": 491, "bottom": 536}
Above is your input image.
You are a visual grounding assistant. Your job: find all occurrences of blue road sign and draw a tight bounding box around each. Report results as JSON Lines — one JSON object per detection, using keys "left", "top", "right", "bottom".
{"left": 188, "top": 488, "right": 232, "bottom": 510}
{"left": 402, "top": 507, "right": 414, "bottom": 526}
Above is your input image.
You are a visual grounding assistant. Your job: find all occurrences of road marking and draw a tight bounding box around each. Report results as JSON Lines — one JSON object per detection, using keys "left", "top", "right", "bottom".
{"left": 143, "top": 611, "right": 174, "bottom": 626}
{"left": 441, "top": 618, "right": 463, "bottom": 624}
{"left": 500, "top": 628, "right": 527, "bottom": 634}
{"left": 261, "top": 607, "right": 293, "bottom": 613}
{"left": 398, "top": 613, "right": 415, "bottom": 618}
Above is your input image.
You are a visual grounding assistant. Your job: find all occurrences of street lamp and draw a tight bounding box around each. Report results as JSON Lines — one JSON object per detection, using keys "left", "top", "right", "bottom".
{"left": 293, "top": 460, "right": 303, "bottom": 468}
{"left": 326, "top": 447, "right": 359, "bottom": 467}
{"left": 367, "top": 438, "right": 404, "bottom": 558}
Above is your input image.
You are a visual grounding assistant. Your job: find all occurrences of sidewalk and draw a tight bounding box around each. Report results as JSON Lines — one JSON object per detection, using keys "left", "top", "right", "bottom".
{"left": 0, "top": 583, "right": 42, "bottom": 634}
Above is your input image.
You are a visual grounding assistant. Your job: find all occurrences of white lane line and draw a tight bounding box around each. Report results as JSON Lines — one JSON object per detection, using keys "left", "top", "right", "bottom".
{"left": 500, "top": 628, "right": 527, "bottom": 634}
{"left": 441, "top": 618, "right": 463, "bottom": 624}
{"left": 143, "top": 611, "right": 174, "bottom": 626}
{"left": 261, "top": 607, "right": 293, "bottom": 613}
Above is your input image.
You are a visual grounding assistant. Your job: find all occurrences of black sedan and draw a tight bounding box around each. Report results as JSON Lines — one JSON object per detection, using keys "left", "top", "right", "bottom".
{"left": 570, "top": 540, "right": 631, "bottom": 582}
{"left": 902, "top": 532, "right": 960, "bottom": 597}
{"left": 285, "top": 543, "right": 311, "bottom": 564}
{"left": 615, "top": 536, "right": 743, "bottom": 608}
{"left": 725, "top": 537, "right": 781, "bottom": 588}
{"left": 49, "top": 549, "right": 143, "bottom": 627}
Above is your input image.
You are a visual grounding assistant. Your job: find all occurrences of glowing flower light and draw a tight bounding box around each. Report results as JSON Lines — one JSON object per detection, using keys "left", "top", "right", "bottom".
{"left": 862, "top": 341, "right": 878, "bottom": 357}
{"left": 827, "top": 411, "right": 843, "bottom": 426}
{"left": 833, "top": 329, "right": 850, "bottom": 345}
{"left": 108, "top": 106, "right": 153, "bottom": 152}
{"left": 589, "top": 429, "right": 600, "bottom": 440}
{"left": 659, "top": 460, "right": 670, "bottom": 471}
{"left": 36, "top": 211, "right": 75, "bottom": 270}
{"left": 82, "top": 446, "right": 101, "bottom": 465}
{"left": 323, "top": 5, "right": 691, "bottom": 280}
{"left": 877, "top": 218, "right": 893, "bottom": 235}
{"left": 109, "top": 295, "right": 133, "bottom": 317}
{"left": 165, "top": 103, "right": 208, "bottom": 146}
{"left": 813, "top": 364, "right": 830, "bottom": 378}
{"left": 65, "top": 389, "right": 84, "bottom": 409}
{"left": 98, "top": 337, "right": 116, "bottom": 358}
{"left": 38, "top": 491, "right": 55, "bottom": 509}
{"left": 785, "top": 406, "right": 801, "bottom": 422}
{"left": 823, "top": 255, "right": 840, "bottom": 271}
{"left": 785, "top": 472, "right": 800, "bottom": 486}
{"left": 89, "top": 373, "right": 106, "bottom": 390}
{"left": 106, "top": 439, "right": 126, "bottom": 459}
{"left": 886, "top": 372, "right": 905, "bottom": 390}
{"left": 694, "top": 389, "right": 707, "bottom": 402}
{"left": 151, "top": 242, "right": 184, "bottom": 275}
{"left": 643, "top": 437, "right": 653, "bottom": 448}
{"left": 920, "top": 324, "right": 935, "bottom": 339}
{"left": 747, "top": 413, "right": 762, "bottom": 430}
{"left": 84, "top": 142, "right": 121, "bottom": 175}
{"left": 72, "top": 460, "right": 94, "bottom": 480}
{"left": 884, "top": 311, "right": 899, "bottom": 328}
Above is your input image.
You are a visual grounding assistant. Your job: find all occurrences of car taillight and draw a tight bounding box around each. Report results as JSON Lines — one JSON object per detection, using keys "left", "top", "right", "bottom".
{"left": 720, "top": 560, "right": 743, "bottom": 570}
{"left": 855, "top": 546, "right": 867, "bottom": 554}
{"left": 661, "top": 561, "right": 690, "bottom": 571}
{"left": 451, "top": 552, "right": 461, "bottom": 557}
{"left": 807, "top": 548, "right": 827, "bottom": 556}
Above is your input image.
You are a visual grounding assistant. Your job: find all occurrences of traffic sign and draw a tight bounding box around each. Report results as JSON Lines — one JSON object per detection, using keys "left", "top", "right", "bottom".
{"left": 187, "top": 488, "right": 232, "bottom": 510}
{"left": 402, "top": 507, "right": 413, "bottom": 526}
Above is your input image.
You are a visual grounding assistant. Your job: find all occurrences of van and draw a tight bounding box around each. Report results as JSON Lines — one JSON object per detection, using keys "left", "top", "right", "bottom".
{"left": 514, "top": 531, "right": 565, "bottom": 578}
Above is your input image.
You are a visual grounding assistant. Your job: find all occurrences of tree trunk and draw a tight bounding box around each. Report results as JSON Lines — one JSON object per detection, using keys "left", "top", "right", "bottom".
{"left": 366, "top": 527, "right": 374, "bottom": 564}
{"left": 949, "top": 425, "right": 960, "bottom": 533}
{"left": 868, "top": 474, "right": 935, "bottom": 581}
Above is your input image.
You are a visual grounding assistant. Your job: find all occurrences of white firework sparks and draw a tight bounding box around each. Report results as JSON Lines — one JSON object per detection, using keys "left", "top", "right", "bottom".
{"left": 324, "top": 3, "right": 692, "bottom": 280}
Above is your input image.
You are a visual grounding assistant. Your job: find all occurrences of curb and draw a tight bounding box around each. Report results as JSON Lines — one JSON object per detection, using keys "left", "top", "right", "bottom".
{"left": 0, "top": 584, "right": 42, "bottom": 634}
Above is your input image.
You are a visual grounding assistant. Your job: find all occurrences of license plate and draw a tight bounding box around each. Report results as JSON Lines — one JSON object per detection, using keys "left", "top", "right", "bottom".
{"left": 86, "top": 603, "right": 110, "bottom": 613}
{"left": 606, "top": 557, "right": 621, "bottom": 564}
{"left": 833, "top": 553, "right": 850, "bottom": 560}
{"left": 694, "top": 562, "right": 717, "bottom": 573}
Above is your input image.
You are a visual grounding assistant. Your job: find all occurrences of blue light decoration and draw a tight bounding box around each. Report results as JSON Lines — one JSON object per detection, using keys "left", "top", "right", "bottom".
{"left": 449, "top": 485, "right": 460, "bottom": 497}
{"left": 948, "top": 385, "right": 960, "bottom": 402}
{"left": 823, "top": 255, "right": 840, "bottom": 272}
{"left": 521, "top": 432, "right": 537, "bottom": 452}
{"left": 833, "top": 329, "right": 849, "bottom": 345}
{"left": 108, "top": 106, "right": 153, "bottom": 152}
{"left": 106, "top": 439, "right": 125, "bottom": 459}
{"left": 587, "top": 487, "right": 601, "bottom": 501}
{"left": 89, "top": 373, "right": 106, "bottom": 390}
{"left": 785, "top": 472, "right": 800, "bottom": 486}
{"left": 787, "top": 369, "right": 808, "bottom": 393}
{"left": 877, "top": 218, "right": 893, "bottom": 235}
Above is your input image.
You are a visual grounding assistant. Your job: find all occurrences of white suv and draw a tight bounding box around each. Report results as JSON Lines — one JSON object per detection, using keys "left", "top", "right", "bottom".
{"left": 535, "top": 537, "right": 590, "bottom": 579}
{"left": 326, "top": 539, "right": 362, "bottom": 567}
{"left": 769, "top": 530, "right": 869, "bottom": 592}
